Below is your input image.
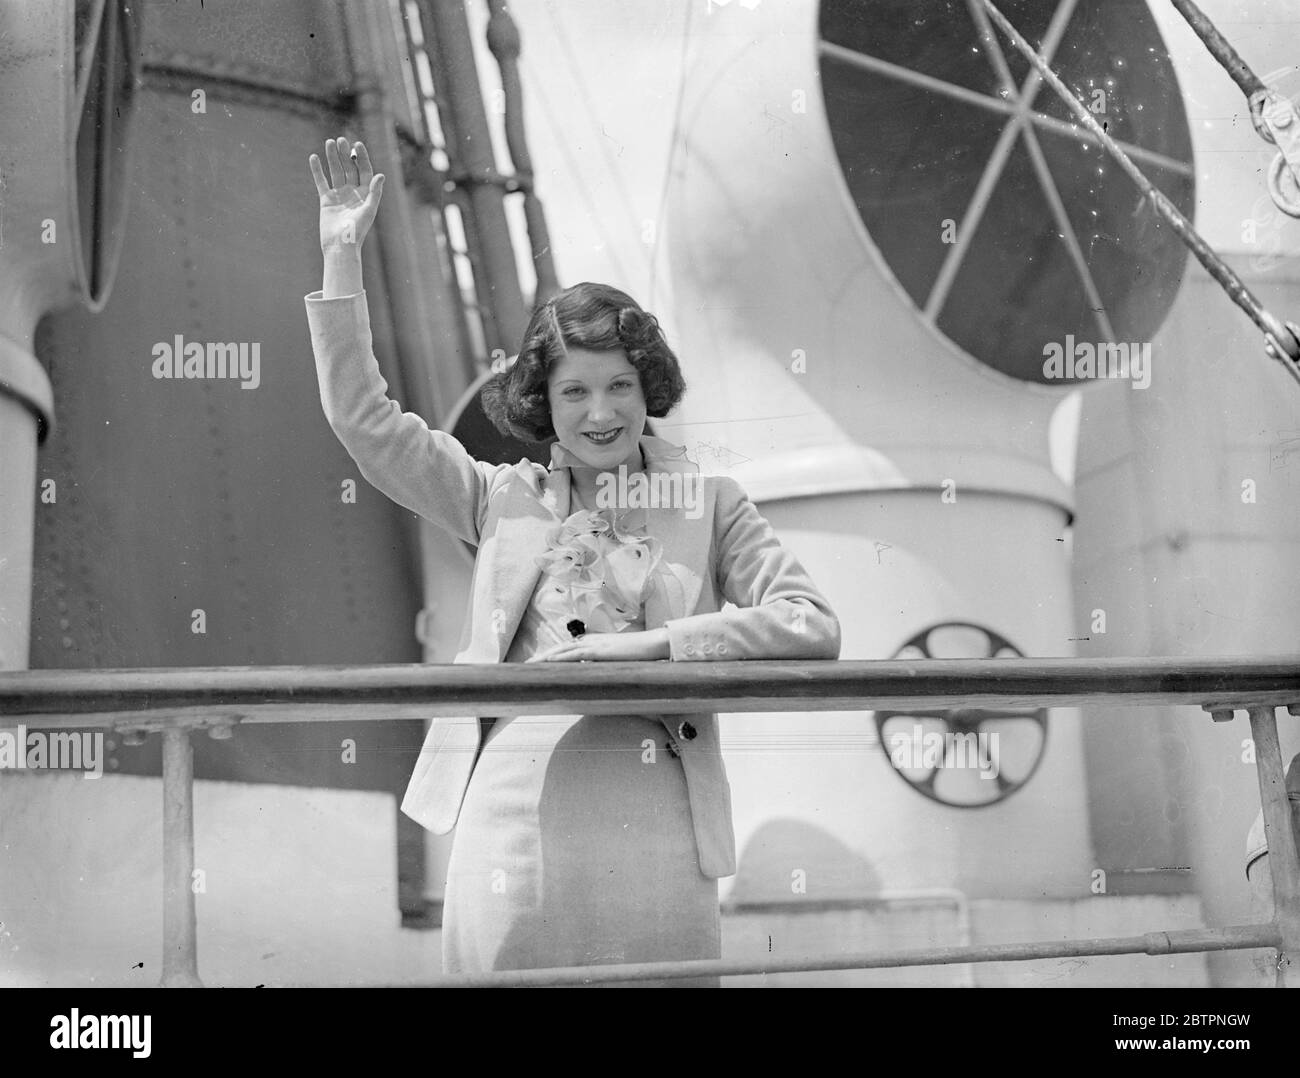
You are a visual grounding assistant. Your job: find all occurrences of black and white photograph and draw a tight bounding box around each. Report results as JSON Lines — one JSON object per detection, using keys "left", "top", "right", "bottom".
{"left": 1, "top": 0, "right": 1299, "bottom": 1025}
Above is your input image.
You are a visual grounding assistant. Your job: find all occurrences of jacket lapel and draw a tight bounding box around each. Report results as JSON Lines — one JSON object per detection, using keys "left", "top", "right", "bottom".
{"left": 482, "top": 461, "right": 569, "bottom": 661}
{"left": 637, "top": 435, "right": 707, "bottom": 628}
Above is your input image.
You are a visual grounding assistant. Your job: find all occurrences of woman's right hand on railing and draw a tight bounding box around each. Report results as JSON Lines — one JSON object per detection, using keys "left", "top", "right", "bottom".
{"left": 309, "top": 136, "right": 385, "bottom": 253}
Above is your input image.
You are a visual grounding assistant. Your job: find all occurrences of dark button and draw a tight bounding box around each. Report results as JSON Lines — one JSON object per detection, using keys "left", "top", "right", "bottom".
{"left": 678, "top": 721, "right": 697, "bottom": 741}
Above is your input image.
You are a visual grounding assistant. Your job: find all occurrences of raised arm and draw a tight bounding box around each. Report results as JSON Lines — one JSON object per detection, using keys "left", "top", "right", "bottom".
{"left": 305, "top": 137, "right": 505, "bottom": 545}
{"left": 665, "top": 478, "right": 841, "bottom": 661}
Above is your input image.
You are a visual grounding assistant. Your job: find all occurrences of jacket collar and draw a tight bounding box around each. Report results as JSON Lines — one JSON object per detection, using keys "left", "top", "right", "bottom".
{"left": 547, "top": 434, "right": 699, "bottom": 475}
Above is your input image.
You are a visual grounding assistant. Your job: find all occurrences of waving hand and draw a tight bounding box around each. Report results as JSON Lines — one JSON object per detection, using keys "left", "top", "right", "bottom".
{"left": 308, "top": 136, "right": 385, "bottom": 253}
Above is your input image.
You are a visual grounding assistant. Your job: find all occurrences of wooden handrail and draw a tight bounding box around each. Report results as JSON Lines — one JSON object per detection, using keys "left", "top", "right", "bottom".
{"left": 2, "top": 656, "right": 1298, "bottom": 728}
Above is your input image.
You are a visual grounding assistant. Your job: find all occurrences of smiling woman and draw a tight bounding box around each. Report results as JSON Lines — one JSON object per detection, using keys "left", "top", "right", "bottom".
{"left": 304, "top": 136, "right": 841, "bottom": 983}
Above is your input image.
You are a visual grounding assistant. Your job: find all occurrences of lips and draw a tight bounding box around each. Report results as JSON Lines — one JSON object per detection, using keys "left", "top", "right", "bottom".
{"left": 583, "top": 427, "right": 623, "bottom": 445}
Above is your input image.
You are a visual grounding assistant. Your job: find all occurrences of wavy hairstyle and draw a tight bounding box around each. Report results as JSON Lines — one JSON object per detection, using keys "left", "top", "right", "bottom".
{"left": 480, "top": 282, "right": 686, "bottom": 443}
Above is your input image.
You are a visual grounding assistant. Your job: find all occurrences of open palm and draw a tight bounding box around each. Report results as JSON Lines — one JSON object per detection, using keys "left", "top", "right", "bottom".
{"left": 309, "top": 136, "right": 384, "bottom": 251}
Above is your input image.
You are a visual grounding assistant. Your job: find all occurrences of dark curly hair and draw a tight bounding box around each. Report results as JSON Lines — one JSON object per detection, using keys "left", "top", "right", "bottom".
{"left": 480, "top": 282, "right": 686, "bottom": 443}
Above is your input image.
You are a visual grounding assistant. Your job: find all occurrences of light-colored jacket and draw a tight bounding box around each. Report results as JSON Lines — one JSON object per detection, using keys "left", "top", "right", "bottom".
{"left": 305, "top": 289, "right": 841, "bottom": 878}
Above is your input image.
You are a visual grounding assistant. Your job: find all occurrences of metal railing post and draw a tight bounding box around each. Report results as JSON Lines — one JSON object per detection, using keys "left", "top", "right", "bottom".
{"left": 1246, "top": 705, "right": 1300, "bottom": 987}
{"left": 160, "top": 727, "right": 202, "bottom": 987}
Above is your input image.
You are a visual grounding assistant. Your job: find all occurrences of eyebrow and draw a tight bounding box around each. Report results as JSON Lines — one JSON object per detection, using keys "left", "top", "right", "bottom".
{"left": 552, "top": 372, "right": 636, "bottom": 387}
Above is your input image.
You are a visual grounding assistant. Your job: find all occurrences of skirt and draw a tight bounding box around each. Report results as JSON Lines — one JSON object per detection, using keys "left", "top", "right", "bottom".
{"left": 441, "top": 712, "right": 721, "bottom": 985}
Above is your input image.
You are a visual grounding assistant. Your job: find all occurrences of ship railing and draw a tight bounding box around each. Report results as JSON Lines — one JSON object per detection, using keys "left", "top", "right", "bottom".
{"left": 1, "top": 656, "right": 1297, "bottom": 987}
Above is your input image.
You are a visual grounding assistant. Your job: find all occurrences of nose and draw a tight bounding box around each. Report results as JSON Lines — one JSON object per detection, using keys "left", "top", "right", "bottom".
{"left": 586, "top": 393, "right": 616, "bottom": 425}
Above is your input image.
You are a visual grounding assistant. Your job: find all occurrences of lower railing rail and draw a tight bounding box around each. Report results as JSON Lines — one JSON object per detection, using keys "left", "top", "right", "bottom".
{"left": 2, "top": 657, "right": 1297, "bottom": 988}
{"left": 397, "top": 924, "right": 1284, "bottom": 987}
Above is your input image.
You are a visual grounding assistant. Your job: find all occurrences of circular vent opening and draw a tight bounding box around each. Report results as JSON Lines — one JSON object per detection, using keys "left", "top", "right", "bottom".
{"left": 819, "top": 0, "right": 1195, "bottom": 383}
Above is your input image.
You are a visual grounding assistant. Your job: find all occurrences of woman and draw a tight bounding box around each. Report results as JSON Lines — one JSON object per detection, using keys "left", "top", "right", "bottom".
{"left": 305, "top": 136, "right": 840, "bottom": 982}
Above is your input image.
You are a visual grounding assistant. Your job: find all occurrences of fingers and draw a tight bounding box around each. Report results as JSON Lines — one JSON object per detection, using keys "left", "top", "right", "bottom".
{"left": 527, "top": 643, "right": 571, "bottom": 662}
{"left": 308, "top": 153, "right": 330, "bottom": 197}
{"left": 354, "top": 141, "right": 374, "bottom": 187}
{"left": 549, "top": 647, "right": 594, "bottom": 662}
{"left": 321, "top": 136, "right": 366, "bottom": 191}
{"left": 324, "top": 138, "right": 345, "bottom": 190}
{"left": 336, "top": 136, "right": 359, "bottom": 187}
{"left": 527, "top": 641, "right": 587, "bottom": 662}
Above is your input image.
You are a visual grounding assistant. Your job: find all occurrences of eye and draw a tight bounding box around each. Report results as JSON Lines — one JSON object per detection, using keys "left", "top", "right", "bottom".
{"left": 561, "top": 386, "right": 586, "bottom": 398}
{"left": 611, "top": 379, "right": 636, "bottom": 391}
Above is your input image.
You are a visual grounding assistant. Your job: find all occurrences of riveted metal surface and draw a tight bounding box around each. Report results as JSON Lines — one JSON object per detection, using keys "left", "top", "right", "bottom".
{"left": 29, "top": 0, "right": 429, "bottom": 793}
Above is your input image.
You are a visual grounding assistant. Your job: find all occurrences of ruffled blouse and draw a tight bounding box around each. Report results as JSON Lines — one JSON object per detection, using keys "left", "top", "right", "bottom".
{"left": 502, "top": 437, "right": 696, "bottom": 661}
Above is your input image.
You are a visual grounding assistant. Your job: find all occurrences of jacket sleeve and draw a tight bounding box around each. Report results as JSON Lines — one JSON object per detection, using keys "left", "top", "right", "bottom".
{"left": 304, "top": 289, "right": 507, "bottom": 545}
{"left": 664, "top": 477, "right": 841, "bottom": 661}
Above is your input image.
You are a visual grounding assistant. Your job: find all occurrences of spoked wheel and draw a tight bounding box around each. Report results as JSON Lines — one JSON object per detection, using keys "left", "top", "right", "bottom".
{"left": 875, "top": 622, "right": 1048, "bottom": 807}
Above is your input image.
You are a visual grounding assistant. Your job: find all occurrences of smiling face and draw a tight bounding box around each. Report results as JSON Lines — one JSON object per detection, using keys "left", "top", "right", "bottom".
{"left": 547, "top": 346, "right": 647, "bottom": 470}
